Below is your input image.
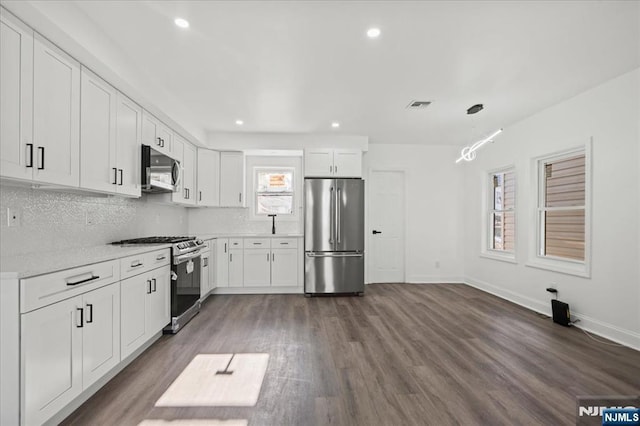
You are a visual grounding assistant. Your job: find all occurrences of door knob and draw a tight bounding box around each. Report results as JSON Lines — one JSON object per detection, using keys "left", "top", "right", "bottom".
{"left": 372, "top": 230, "right": 382, "bottom": 234}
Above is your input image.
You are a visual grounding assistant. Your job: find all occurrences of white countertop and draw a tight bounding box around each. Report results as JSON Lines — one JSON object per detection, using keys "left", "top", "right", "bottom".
{"left": 1, "top": 244, "right": 171, "bottom": 279}
{"left": 197, "top": 233, "right": 303, "bottom": 240}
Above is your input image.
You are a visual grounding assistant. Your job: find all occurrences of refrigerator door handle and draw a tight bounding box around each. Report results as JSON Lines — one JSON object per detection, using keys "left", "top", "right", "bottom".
{"left": 306, "top": 252, "right": 363, "bottom": 258}
{"left": 336, "top": 187, "right": 341, "bottom": 243}
{"left": 329, "top": 186, "right": 335, "bottom": 244}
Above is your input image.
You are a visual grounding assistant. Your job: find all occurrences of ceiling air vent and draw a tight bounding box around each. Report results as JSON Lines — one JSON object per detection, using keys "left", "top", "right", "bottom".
{"left": 406, "top": 100, "right": 432, "bottom": 109}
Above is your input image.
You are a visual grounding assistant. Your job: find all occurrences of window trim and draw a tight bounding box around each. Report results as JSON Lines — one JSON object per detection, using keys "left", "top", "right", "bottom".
{"left": 481, "top": 165, "right": 517, "bottom": 263}
{"left": 526, "top": 141, "right": 592, "bottom": 278}
{"left": 254, "top": 167, "right": 295, "bottom": 216}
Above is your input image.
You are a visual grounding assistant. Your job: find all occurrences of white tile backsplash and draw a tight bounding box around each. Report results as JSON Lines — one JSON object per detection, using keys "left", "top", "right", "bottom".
{"left": 188, "top": 207, "right": 302, "bottom": 236}
{"left": 0, "top": 185, "right": 188, "bottom": 257}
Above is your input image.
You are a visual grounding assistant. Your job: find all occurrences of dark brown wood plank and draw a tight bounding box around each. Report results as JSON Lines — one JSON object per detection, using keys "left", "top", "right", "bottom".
{"left": 61, "top": 284, "right": 640, "bottom": 426}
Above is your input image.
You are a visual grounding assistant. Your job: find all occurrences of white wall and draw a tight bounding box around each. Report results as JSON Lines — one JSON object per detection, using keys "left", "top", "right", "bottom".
{"left": 0, "top": 185, "right": 188, "bottom": 257}
{"left": 462, "top": 68, "right": 640, "bottom": 349}
{"left": 188, "top": 155, "right": 304, "bottom": 235}
{"left": 364, "top": 144, "right": 465, "bottom": 283}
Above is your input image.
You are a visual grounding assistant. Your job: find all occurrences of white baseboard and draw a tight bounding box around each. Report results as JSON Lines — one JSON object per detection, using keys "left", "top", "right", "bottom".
{"left": 407, "top": 275, "right": 465, "bottom": 284}
{"left": 464, "top": 276, "right": 640, "bottom": 351}
{"left": 213, "top": 286, "right": 304, "bottom": 295}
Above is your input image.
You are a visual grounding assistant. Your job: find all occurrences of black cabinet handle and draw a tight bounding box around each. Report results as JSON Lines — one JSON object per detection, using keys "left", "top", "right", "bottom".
{"left": 147, "top": 279, "right": 152, "bottom": 294}
{"left": 37, "top": 147, "right": 45, "bottom": 170}
{"left": 77, "top": 307, "right": 84, "bottom": 328}
{"left": 372, "top": 230, "right": 382, "bottom": 234}
{"left": 230, "top": 253, "right": 233, "bottom": 262}
{"left": 152, "top": 278, "right": 157, "bottom": 292}
{"left": 86, "top": 303, "right": 93, "bottom": 323}
{"left": 156, "top": 137, "right": 161, "bottom": 146}
{"left": 26, "top": 144, "right": 34, "bottom": 168}
{"left": 160, "top": 138, "right": 165, "bottom": 147}
{"left": 224, "top": 243, "right": 227, "bottom": 253}
{"left": 112, "top": 168, "right": 118, "bottom": 184}
{"left": 118, "top": 169, "right": 123, "bottom": 185}
{"left": 199, "top": 191, "right": 202, "bottom": 201}
{"left": 239, "top": 193, "right": 242, "bottom": 203}
{"left": 131, "top": 261, "right": 143, "bottom": 268}
{"left": 67, "top": 275, "right": 100, "bottom": 286}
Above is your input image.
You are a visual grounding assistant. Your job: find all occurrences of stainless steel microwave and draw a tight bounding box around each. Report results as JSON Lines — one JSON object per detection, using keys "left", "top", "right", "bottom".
{"left": 141, "top": 145, "right": 180, "bottom": 193}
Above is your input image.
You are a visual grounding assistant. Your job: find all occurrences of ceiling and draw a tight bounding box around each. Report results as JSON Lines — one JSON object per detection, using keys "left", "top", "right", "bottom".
{"left": 24, "top": 1, "right": 640, "bottom": 145}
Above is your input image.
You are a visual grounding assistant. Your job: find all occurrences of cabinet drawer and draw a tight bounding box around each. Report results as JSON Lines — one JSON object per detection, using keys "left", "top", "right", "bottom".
{"left": 271, "top": 238, "right": 298, "bottom": 249}
{"left": 229, "top": 238, "right": 244, "bottom": 249}
{"left": 148, "top": 249, "right": 171, "bottom": 268}
{"left": 244, "top": 238, "right": 270, "bottom": 249}
{"left": 120, "top": 249, "right": 170, "bottom": 280}
{"left": 21, "top": 260, "right": 120, "bottom": 313}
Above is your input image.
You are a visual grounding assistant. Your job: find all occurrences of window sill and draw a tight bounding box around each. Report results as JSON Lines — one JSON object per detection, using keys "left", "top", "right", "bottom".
{"left": 525, "top": 258, "right": 590, "bottom": 278}
{"left": 479, "top": 252, "right": 517, "bottom": 264}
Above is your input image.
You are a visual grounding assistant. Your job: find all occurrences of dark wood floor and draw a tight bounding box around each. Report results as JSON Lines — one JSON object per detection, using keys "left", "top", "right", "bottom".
{"left": 62, "top": 284, "right": 640, "bottom": 426}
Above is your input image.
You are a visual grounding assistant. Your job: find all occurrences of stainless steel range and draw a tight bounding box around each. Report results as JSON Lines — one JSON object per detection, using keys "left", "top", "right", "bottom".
{"left": 112, "top": 236, "right": 205, "bottom": 333}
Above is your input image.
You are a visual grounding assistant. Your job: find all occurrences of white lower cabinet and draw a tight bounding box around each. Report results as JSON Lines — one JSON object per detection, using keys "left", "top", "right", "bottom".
{"left": 214, "top": 237, "right": 300, "bottom": 288}
{"left": 121, "top": 265, "right": 170, "bottom": 360}
{"left": 200, "top": 240, "right": 212, "bottom": 298}
{"left": 228, "top": 248, "right": 244, "bottom": 288}
{"left": 215, "top": 238, "right": 229, "bottom": 288}
{"left": 21, "top": 282, "right": 120, "bottom": 426}
{"left": 243, "top": 248, "right": 271, "bottom": 287}
{"left": 271, "top": 248, "right": 298, "bottom": 286}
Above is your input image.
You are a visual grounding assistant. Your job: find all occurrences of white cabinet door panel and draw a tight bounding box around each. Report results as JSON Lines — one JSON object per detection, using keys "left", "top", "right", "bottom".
{"left": 228, "top": 249, "right": 244, "bottom": 287}
{"left": 197, "top": 149, "right": 220, "bottom": 206}
{"left": 0, "top": 11, "right": 33, "bottom": 181}
{"left": 333, "top": 149, "right": 362, "bottom": 178}
{"left": 216, "top": 239, "right": 229, "bottom": 288}
{"left": 82, "top": 283, "right": 120, "bottom": 390}
{"left": 148, "top": 266, "right": 170, "bottom": 332}
{"left": 219, "top": 152, "right": 244, "bottom": 207}
{"left": 271, "top": 248, "right": 298, "bottom": 287}
{"left": 116, "top": 93, "right": 142, "bottom": 197}
{"left": 21, "top": 296, "right": 82, "bottom": 426}
{"left": 304, "top": 149, "right": 333, "bottom": 177}
{"left": 32, "top": 33, "right": 80, "bottom": 187}
{"left": 243, "top": 249, "right": 271, "bottom": 287}
{"left": 80, "top": 67, "right": 117, "bottom": 193}
{"left": 120, "top": 273, "right": 148, "bottom": 359}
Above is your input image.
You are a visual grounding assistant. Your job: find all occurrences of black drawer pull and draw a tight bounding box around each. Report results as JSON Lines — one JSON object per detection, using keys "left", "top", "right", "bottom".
{"left": 131, "top": 261, "right": 143, "bottom": 268}
{"left": 67, "top": 275, "right": 100, "bottom": 286}
{"left": 86, "top": 303, "right": 94, "bottom": 323}
{"left": 77, "top": 307, "right": 84, "bottom": 328}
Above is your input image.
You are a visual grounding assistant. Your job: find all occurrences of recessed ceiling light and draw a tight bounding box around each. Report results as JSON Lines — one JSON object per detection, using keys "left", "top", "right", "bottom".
{"left": 367, "top": 27, "right": 381, "bottom": 38}
{"left": 235, "top": 119, "right": 244, "bottom": 125}
{"left": 331, "top": 122, "right": 340, "bottom": 128}
{"left": 174, "top": 18, "right": 190, "bottom": 29}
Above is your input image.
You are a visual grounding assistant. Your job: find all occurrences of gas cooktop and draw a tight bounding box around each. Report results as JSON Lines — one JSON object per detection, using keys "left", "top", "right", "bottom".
{"left": 111, "top": 236, "right": 196, "bottom": 245}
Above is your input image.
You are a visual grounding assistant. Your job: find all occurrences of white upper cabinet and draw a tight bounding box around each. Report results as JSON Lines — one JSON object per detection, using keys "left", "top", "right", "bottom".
{"left": 182, "top": 140, "right": 197, "bottom": 205}
{"left": 115, "top": 92, "right": 142, "bottom": 197}
{"left": 80, "top": 68, "right": 141, "bottom": 197}
{"left": 32, "top": 33, "right": 80, "bottom": 187}
{"left": 142, "top": 111, "right": 172, "bottom": 157}
{"left": 0, "top": 9, "right": 33, "bottom": 181}
{"left": 219, "top": 151, "right": 245, "bottom": 207}
{"left": 304, "top": 148, "right": 362, "bottom": 177}
{"left": 171, "top": 136, "right": 196, "bottom": 205}
{"left": 197, "top": 149, "right": 220, "bottom": 206}
{"left": 80, "top": 67, "right": 117, "bottom": 193}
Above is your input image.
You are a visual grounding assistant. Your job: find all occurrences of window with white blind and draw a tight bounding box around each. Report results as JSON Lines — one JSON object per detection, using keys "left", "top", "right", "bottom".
{"left": 531, "top": 145, "right": 590, "bottom": 276}
{"left": 489, "top": 168, "right": 515, "bottom": 254}
{"left": 254, "top": 168, "right": 295, "bottom": 215}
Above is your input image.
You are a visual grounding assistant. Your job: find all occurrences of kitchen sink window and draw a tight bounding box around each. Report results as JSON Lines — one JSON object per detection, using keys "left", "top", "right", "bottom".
{"left": 485, "top": 167, "right": 516, "bottom": 261}
{"left": 255, "top": 168, "right": 295, "bottom": 215}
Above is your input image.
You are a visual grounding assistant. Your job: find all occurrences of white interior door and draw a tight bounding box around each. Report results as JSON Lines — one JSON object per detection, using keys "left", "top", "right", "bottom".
{"left": 369, "top": 170, "right": 405, "bottom": 283}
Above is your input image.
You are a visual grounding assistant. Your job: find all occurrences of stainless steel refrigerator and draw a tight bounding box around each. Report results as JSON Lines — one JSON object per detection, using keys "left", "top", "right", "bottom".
{"left": 304, "top": 178, "right": 365, "bottom": 295}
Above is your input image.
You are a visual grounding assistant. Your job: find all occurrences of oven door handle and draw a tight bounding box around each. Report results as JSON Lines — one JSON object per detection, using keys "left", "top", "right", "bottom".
{"left": 173, "top": 250, "right": 202, "bottom": 265}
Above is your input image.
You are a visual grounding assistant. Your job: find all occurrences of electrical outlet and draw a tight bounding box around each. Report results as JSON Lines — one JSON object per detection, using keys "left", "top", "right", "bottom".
{"left": 7, "top": 207, "right": 21, "bottom": 227}
{"left": 85, "top": 212, "right": 95, "bottom": 226}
